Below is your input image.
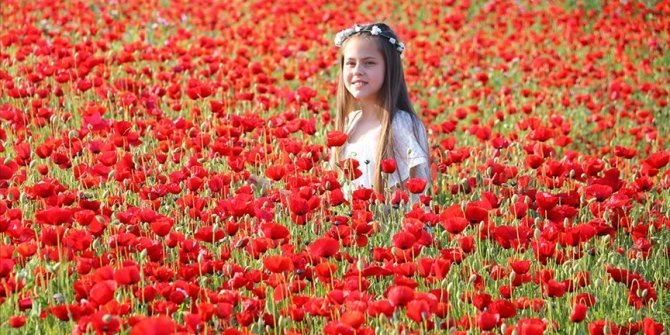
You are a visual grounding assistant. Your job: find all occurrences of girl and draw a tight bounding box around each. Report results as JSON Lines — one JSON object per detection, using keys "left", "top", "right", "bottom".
{"left": 331, "top": 22, "right": 431, "bottom": 204}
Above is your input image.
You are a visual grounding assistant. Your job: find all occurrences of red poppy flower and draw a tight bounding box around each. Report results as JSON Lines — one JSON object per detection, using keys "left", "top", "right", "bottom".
{"left": 150, "top": 218, "right": 173, "bottom": 237}
{"left": 308, "top": 237, "right": 340, "bottom": 258}
{"left": 340, "top": 159, "right": 362, "bottom": 180}
{"left": 381, "top": 159, "right": 397, "bottom": 174}
{"left": 288, "top": 195, "right": 309, "bottom": 216}
{"left": 0, "top": 160, "right": 18, "bottom": 181}
{"left": 261, "top": 223, "right": 290, "bottom": 241}
{"left": 314, "top": 262, "right": 337, "bottom": 280}
{"left": 464, "top": 203, "right": 488, "bottom": 223}
{"left": 585, "top": 184, "right": 613, "bottom": 201}
{"left": 613, "top": 146, "right": 637, "bottom": 159}
{"left": 8, "top": 315, "right": 26, "bottom": 328}
{"left": 645, "top": 150, "right": 669, "bottom": 169}
{"left": 89, "top": 280, "right": 117, "bottom": 306}
{"left": 115, "top": 266, "right": 141, "bottom": 285}
{"left": 265, "top": 165, "right": 286, "bottom": 181}
{"left": 340, "top": 310, "right": 365, "bottom": 329}
{"left": 573, "top": 293, "right": 597, "bottom": 307}
{"left": 35, "top": 207, "right": 74, "bottom": 225}
{"left": 527, "top": 126, "right": 555, "bottom": 142}
{"left": 328, "top": 188, "right": 346, "bottom": 206}
{"left": 392, "top": 231, "right": 416, "bottom": 250}
{"left": 326, "top": 131, "right": 348, "bottom": 148}
{"left": 515, "top": 318, "right": 547, "bottom": 335}
{"left": 405, "top": 178, "right": 427, "bottom": 194}
{"left": 545, "top": 279, "right": 567, "bottom": 298}
{"left": 642, "top": 317, "right": 665, "bottom": 335}
{"left": 0, "top": 258, "right": 14, "bottom": 278}
{"left": 367, "top": 299, "right": 393, "bottom": 317}
{"left": 535, "top": 192, "right": 558, "bottom": 210}
{"left": 570, "top": 303, "right": 587, "bottom": 322}
{"left": 441, "top": 217, "right": 468, "bottom": 234}
{"left": 263, "top": 255, "right": 294, "bottom": 273}
{"left": 476, "top": 311, "right": 500, "bottom": 331}
{"left": 509, "top": 259, "right": 531, "bottom": 274}
{"left": 130, "top": 316, "right": 175, "bottom": 335}
{"left": 406, "top": 299, "right": 431, "bottom": 323}
{"left": 387, "top": 285, "right": 415, "bottom": 307}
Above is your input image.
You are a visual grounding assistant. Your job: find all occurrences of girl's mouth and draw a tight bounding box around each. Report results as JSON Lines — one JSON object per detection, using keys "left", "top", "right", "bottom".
{"left": 352, "top": 81, "right": 367, "bottom": 88}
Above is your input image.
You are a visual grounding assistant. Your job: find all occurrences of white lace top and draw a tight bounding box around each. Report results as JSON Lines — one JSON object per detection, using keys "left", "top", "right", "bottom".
{"left": 341, "top": 109, "right": 431, "bottom": 201}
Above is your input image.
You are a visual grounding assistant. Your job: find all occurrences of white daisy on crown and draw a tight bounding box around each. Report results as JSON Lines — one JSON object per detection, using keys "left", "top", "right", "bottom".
{"left": 334, "top": 24, "right": 406, "bottom": 53}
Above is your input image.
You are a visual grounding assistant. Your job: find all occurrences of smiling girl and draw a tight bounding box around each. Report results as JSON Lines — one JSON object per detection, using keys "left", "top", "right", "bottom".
{"left": 331, "top": 23, "right": 431, "bottom": 205}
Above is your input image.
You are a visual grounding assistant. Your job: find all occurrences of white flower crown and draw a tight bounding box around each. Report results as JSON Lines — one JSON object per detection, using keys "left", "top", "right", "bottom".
{"left": 334, "top": 24, "right": 406, "bottom": 53}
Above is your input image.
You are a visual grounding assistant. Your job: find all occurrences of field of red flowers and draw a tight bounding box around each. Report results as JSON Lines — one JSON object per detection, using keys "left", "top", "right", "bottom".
{"left": 1, "top": 0, "right": 670, "bottom": 334}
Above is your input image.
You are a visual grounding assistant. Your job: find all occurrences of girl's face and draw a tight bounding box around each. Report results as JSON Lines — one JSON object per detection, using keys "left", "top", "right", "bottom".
{"left": 342, "top": 36, "right": 385, "bottom": 107}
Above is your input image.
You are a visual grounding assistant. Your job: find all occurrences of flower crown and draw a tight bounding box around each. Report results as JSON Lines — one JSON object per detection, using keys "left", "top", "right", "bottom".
{"left": 334, "top": 24, "right": 406, "bottom": 53}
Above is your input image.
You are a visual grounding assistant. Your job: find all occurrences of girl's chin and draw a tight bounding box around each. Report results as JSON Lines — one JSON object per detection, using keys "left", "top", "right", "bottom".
{"left": 349, "top": 91, "right": 372, "bottom": 100}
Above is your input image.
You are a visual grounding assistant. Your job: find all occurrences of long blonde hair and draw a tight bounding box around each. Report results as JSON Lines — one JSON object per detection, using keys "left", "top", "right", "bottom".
{"left": 331, "top": 22, "right": 429, "bottom": 194}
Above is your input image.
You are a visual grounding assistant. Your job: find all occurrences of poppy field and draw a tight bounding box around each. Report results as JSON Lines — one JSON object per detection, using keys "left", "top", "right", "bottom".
{"left": 2, "top": 0, "right": 670, "bottom": 334}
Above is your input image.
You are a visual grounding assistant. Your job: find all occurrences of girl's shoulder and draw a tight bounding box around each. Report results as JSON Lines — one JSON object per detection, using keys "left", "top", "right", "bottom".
{"left": 392, "top": 110, "right": 425, "bottom": 132}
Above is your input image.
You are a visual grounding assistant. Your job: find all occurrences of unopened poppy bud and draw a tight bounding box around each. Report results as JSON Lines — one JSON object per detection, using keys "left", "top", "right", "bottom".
{"left": 602, "top": 234, "right": 610, "bottom": 244}
{"left": 53, "top": 293, "right": 65, "bottom": 304}
{"left": 102, "top": 314, "right": 114, "bottom": 323}
{"left": 468, "top": 274, "right": 478, "bottom": 283}
{"left": 16, "top": 269, "right": 28, "bottom": 281}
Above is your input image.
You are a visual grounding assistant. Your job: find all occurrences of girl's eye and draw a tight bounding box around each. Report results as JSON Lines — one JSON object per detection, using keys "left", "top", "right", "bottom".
{"left": 366, "top": 61, "right": 376, "bottom": 65}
